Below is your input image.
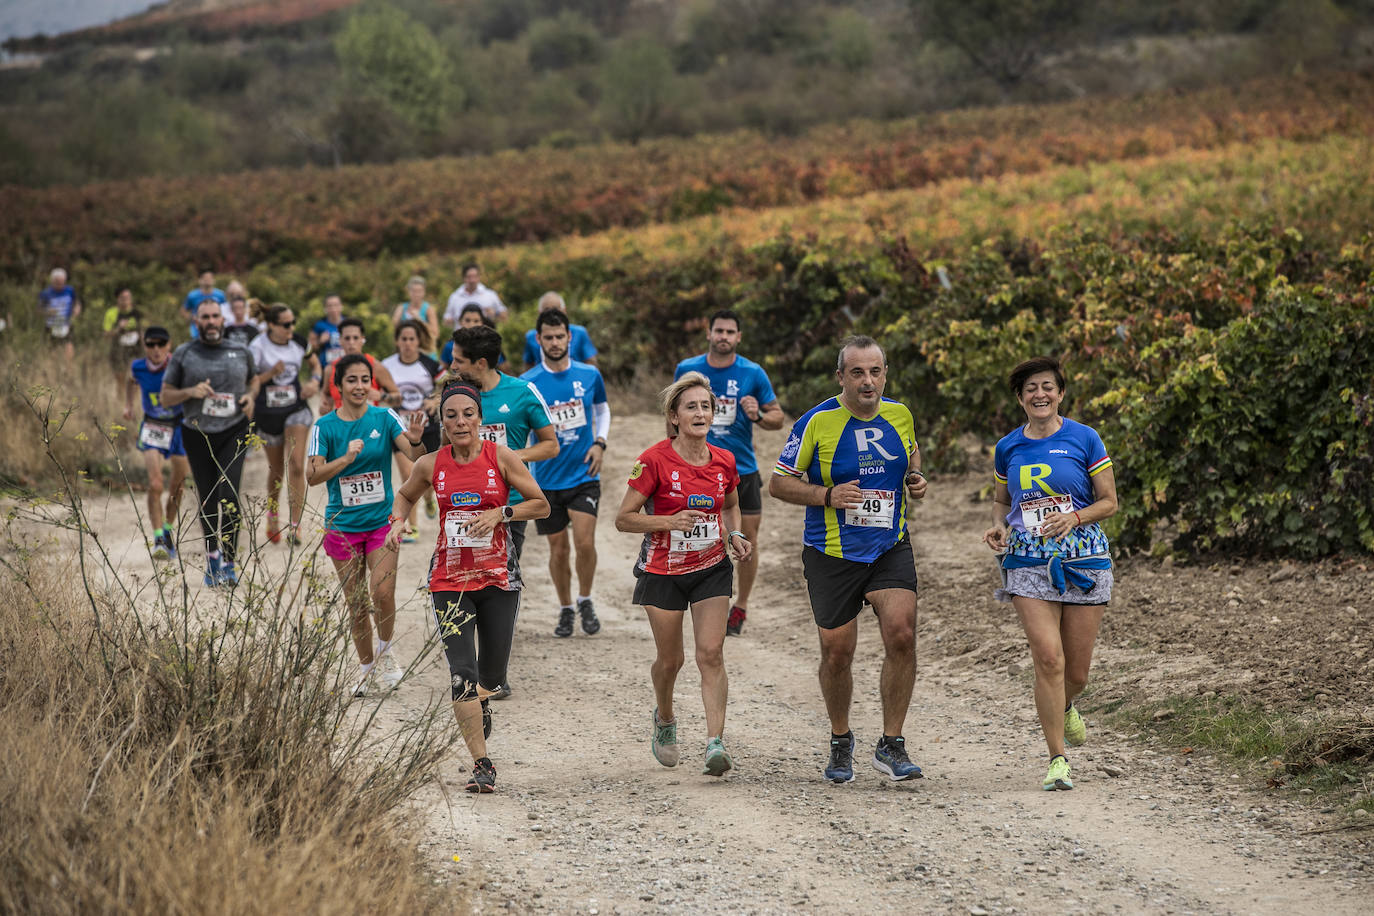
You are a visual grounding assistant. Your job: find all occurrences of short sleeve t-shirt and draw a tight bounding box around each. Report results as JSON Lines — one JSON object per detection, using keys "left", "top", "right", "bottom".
{"left": 130, "top": 358, "right": 181, "bottom": 422}
{"left": 182, "top": 288, "right": 227, "bottom": 315}
{"left": 673, "top": 353, "right": 777, "bottom": 475}
{"left": 628, "top": 439, "right": 739, "bottom": 576}
{"left": 523, "top": 324, "right": 597, "bottom": 368}
{"left": 774, "top": 397, "right": 917, "bottom": 563}
{"left": 312, "top": 319, "right": 344, "bottom": 368}
{"left": 39, "top": 285, "right": 79, "bottom": 327}
{"left": 163, "top": 340, "right": 255, "bottom": 433}
{"left": 520, "top": 360, "right": 607, "bottom": 491}
{"left": 993, "top": 417, "right": 1113, "bottom": 559}
{"left": 307, "top": 406, "right": 406, "bottom": 532}
{"left": 479, "top": 372, "right": 554, "bottom": 505}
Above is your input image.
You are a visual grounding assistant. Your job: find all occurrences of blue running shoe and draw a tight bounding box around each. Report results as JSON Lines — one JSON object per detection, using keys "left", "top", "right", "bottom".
{"left": 203, "top": 554, "right": 222, "bottom": 587}
{"left": 824, "top": 731, "right": 855, "bottom": 784}
{"left": 218, "top": 561, "right": 239, "bottom": 587}
{"left": 872, "top": 736, "right": 923, "bottom": 781}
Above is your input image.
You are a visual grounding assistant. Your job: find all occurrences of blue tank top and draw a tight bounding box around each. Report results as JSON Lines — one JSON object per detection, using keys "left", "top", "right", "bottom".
{"left": 131, "top": 358, "right": 181, "bottom": 422}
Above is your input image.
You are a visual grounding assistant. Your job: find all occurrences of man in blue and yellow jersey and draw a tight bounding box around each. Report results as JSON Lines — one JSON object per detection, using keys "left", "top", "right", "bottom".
{"left": 770, "top": 335, "right": 929, "bottom": 785}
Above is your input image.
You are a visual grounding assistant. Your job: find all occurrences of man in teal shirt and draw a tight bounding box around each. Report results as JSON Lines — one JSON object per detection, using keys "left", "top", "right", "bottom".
{"left": 445, "top": 324, "right": 559, "bottom": 701}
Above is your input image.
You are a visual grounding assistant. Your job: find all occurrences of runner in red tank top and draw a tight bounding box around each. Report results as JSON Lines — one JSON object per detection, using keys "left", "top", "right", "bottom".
{"left": 615, "top": 372, "right": 751, "bottom": 778}
{"left": 328, "top": 319, "right": 401, "bottom": 410}
{"left": 389, "top": 378, "right": 548, "bottom": 794}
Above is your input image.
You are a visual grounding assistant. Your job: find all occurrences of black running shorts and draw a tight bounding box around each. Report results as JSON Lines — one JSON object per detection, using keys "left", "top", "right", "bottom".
{"left": 535, "top": 480, "right": 601, "bottom": 535}
{"left": 802, "top": 537, "right": 917, "bottom": 630}
{"left": 736, "top": 470, "right": 762, "bottom": 515}
{"left": 632, "top": 556, "right": 734, "bottom": 612}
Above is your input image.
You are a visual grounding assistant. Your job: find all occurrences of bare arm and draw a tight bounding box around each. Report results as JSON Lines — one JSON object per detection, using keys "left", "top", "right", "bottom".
{"left": 373, "top": 363, "right": 401, "bottom": 407}
{"left": 123, "top": 375, "right": 140, "bottom": 420}
{"left": 768, "top": 473, "right": 864, "bottom": 510}
{"left": 386, "top": 453, "right": 437, "bottom": 547}
{"left": 306, "top": 437, "right": 364, "bottom": 486}
{"left": 161, "top": 377, "right": 213, "bottom": 407}
{"left": 982, "top": 480, "right": 1012, "bottom": 551}
{"left": 614, "top": 484, "right": 706, "bottom": 535}
{"left": 1036, "top": 467, "right": 1118, "bottom": 540}
{"left": 721, "top": 488, "right": 752, "bottom": 561}
{"left": 743, "top": 398, "right": 785, "bottom": 431}
{"left": 515, "top": 424, "right": 558, "bottom": 463}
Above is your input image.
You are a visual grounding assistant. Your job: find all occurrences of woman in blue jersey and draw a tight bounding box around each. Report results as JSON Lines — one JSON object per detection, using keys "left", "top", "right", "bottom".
{"left": 982, "top": 356, "right": 1118, "bottom": 792}
{"left": 307, "top": 354, "right": 427, "bottom": 698}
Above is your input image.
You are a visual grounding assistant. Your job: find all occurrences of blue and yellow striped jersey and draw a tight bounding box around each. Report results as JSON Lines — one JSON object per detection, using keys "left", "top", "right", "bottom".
{"left": 773, "top": 396, "right": 918, "bottom": 562}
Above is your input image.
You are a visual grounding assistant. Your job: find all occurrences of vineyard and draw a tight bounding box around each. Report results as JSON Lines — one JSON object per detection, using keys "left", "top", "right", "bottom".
{"left": 2, "top": 70, "right": 1372, "bottom": 558}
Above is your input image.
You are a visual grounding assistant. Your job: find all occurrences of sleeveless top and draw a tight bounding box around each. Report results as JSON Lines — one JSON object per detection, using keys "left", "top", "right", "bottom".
{"left": 328, "top": 353, "right": 380, "bottom": 410}
{"left": 428, "top": 441, "right": 519, "bottom": 592}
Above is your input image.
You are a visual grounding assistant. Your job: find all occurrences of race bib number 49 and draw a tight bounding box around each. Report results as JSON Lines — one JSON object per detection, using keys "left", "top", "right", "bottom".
{"left": 844, "top": 489, "right": 895, "bottom": 528}
{"left": 340, "top": 471, "right": 384, "bottom": 507}
{"left": 1020, "top": 494, "right": 1073, "bottom": 536}
{"left": 671, "top": 517, "right": 720, "bottom": 553}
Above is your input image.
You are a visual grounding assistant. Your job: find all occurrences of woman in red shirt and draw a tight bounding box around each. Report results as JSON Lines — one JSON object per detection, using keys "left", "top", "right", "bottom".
{"left": 389, "top": 378, "right": 548, "bottom": 793}
{"left": 615, "top": 371, "right": 752, "bottom": 778}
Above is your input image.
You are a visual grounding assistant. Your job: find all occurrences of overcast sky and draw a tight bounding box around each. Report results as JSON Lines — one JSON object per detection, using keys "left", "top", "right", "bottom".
{"left": 1, "top": 0, "right": 156, "bottom": 44}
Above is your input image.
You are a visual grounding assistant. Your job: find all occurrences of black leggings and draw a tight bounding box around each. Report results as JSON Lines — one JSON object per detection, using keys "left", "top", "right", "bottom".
{"left": 181, "top": 419, "right": 251, "bottom": 564}
{"left": 432, "top": 588, "right": 520, "bottom": 700}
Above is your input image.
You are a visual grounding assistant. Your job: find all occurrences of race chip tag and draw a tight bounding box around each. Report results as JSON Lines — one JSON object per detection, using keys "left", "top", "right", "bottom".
{"left": 265, "top": 385, "right": 296, "bottom": 408}
{"left": 479, "top": 423, "right": 508, "bottom": 447}
{"left": 339, "top": 471, "right": 384, "bottom": 507}
{"left": 712, "top": 397, "right": 737, "bottom": 427}
{"left": 550, "top": 399, "right": 586, "bottom": 433}
{"left": 445, "top": 511, "right": 493, "bottom": 549}
{"left": 1020, "top": 494, "right": 1073, "bottom": 536}
{"left": 138, "top": 421, "right": 174, "bottom": 450}
{"left": 671, "top": 516, "right": 720, "bottom": 553}
{"left": 844, "top": 489, "right": 896, "bottom": 527}
{"left": 203, "top": 392, "right": 237, "bottom": 417}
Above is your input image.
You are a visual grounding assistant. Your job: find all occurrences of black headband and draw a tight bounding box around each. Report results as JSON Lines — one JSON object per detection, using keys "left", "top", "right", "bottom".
{"left": 440, "top": 382, "right": 481, "bottom": 407}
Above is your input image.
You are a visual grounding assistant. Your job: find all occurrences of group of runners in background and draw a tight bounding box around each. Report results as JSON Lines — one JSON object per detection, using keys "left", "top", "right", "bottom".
{"left": 71, "top": 263, "right": 1119, "bottom": 797}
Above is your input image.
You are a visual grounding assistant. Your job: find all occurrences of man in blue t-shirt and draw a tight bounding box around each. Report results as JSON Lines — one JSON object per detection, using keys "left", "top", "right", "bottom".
{"left": 522, "top": 292, "right": 597, "bottom": 370}
{"left": 311, "top": 294, "right": 347, "bottom": 375}
{"left": 122, "top": 326, "right": 188, "bottom": 561}
{"left": 182, "top": 268, "right": 227, "bottom": 340}
{"left": 674, "top": 308, "right": 784, "bottom": 636}
{"left": 521, "top": 309, "right": 610, "bottom": 639}
{"left": 38, "top": 267, "right": 82, "bottom": 361}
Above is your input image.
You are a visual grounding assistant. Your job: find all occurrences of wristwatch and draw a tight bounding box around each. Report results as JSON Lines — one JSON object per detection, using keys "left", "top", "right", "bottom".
{"left": 501, "top": 505, "right": 514, "bottom": 521}
{"left": 593, "top": 438, "right": 607, "bottom": 450}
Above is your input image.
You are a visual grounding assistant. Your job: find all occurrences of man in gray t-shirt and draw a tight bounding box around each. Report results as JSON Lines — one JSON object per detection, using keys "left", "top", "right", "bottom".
{"left": 161, "top": 300, "right": 260, "bottom": 586}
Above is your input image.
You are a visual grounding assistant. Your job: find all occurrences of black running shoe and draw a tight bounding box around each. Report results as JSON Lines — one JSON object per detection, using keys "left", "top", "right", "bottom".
{"left": 577, "top": 598, "right": 601, "bottom": 635}
{"left": 726, "top": 605, "right": 746, "bottom": 636}
{"left": 490, "top": 682, "right": 512, "bottom": 701}
{"left": 481, "top": 699, "right": 492, "bottom": 739}
{"left": 465, "top": 757, "right": 496, "bottom": 793}
{"left": 554, "top": 606, "right": 575, "bottom": 638}
{"left": 824, "top": 731, "right": 856, "bottom": 784}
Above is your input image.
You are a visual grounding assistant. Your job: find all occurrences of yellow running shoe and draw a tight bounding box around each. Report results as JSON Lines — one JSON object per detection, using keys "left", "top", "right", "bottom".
{"left": 1043, "top": 755, "right": 1073, "bottom": 791}
{"left": 1064, "top": 703, "right": 1087, "bottom": 747}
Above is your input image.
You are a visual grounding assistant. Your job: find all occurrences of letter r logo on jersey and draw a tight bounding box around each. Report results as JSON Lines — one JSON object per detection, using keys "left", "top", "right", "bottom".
{"left": 1019, "top": 463, "right": 1060, "bottom": 495}
{"left": 573, "top": 381, "right": 585, "bottom": 398}
{"left": 853, "top": 427, "right": 899, "bottom": 461}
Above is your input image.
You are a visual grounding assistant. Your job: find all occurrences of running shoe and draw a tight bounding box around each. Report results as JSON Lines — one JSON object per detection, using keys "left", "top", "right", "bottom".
{"left": 872, "top": 736, "right": 923, "bottom": 781}
{"left": 726, "top": 605, "right": 746, "bottom": 636}
{"left": 554, "top": 606, "right": 575, "bottom": 638}
{"left": 1043, "top": 754, "right": 1073, "bottom": 791}
{"left": 401, "top": 528, "right": 418, "bottom": 544}
{"left": 703, "top": 737, "right": 734, "bottom": 777}
{"left": 481, "top": 699, "right": 493, "bottom": 739}
{"left": 351, "top": 666, "right": 375, "bottom": 698}
{"left": 163, "top": 536, "right": 178, "bottom": 561}
{"left": 466, "top": 757, "right": 496, "bottom": 793}
{"left": 490, "top": 682, "right": 512, "bottom": 701}
{"left": 285, "top": 525, "right": 302, "bottom": 548}
{"left": 651, "top": 707, "right": 679, "bottom": 767}
{"left": 824, "top": 731, "right": 856, "bottom": 784}
{"left": 1064, "top": 702, "right": 1087, "bottom": 747}
{"left": 218, "top": 562, "right": 239, "bottom": 588}
{"left": 374, "top": 650, "right": 403, "bottom": 690}
{"left": 265, "top": 513, "right": 282, "bottom": 545}
{"left": 203, "top": 554, "right": 223, "bottom": 587}
{"left": 577, "top": 598, "right": 601, "bottom": 635}
{"left": 150, "top": 532, "right": 171, "bottom": 561}
{"left": 424, "top": 494, "right": 438, "bottom": 519}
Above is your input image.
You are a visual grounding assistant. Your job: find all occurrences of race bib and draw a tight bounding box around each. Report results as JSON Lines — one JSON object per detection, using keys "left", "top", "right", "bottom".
{"left": 400, "top": 387, "right": 425, "bottom": 412}
{"left": 340, "top": 471, "right": 384, "bottom": 507}
{"left": 550, "top": 399, "right": 586, "bottom": 433}
{"left": 119, "top": 331, "right": 141, "bottom": 347}
{"left": 844, "top": 489, "right": 895, "bottom": 528}
{"left": 49, "top": 323, "right": 71, "bottom": 339}
{"left": 712, "top": 397, "right": 737, "bottom": 428}
{"left": 479, "top": 423, "right": 508, "bottom": 447}
{"left": 265, "top": 385, "right": 296, "bottom": 408}
{"left": 445, "top": 511, "right": 493, "bottom": 549}
{"left": 203, "top": 392, "right": 237, "bottom": 418}
{"left": 1020, "top": 494, "right": 1073, "bottom": 536}
{"left": 670, "top": 516, "right": 720, "bottom": 553}
{"left": 139, "top": 421, "right": 174, "bottom": 450}
{"left": 325, "top": 347, "right": 344, "bottom": 365}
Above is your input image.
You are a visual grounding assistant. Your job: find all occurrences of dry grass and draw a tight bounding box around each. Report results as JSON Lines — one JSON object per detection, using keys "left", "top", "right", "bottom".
{"left": 0, "top": 421, "right": 466, "bottom": 913}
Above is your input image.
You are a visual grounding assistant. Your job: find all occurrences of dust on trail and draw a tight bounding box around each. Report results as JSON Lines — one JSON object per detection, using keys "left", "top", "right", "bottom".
{"left": 84, "top": 412, "right": 1368, "bottom": 915}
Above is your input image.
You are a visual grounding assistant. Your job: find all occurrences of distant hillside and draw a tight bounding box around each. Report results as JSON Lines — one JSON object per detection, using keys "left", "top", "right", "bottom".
{"left": 0, "top": 1, "right": 154, "bottom": 45}
{"left": 5, "top": 0, "right": 359, "bottom": 48}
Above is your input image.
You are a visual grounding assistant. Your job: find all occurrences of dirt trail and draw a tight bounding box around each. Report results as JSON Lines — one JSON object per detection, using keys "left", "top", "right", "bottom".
{"left": 84, "top": 412, "right": 1369, "bottom": 914}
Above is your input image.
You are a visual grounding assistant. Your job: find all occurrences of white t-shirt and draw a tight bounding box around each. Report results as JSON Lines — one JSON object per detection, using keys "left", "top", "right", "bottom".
{"left": 381, "top": 353, "right": 440, "bottom": 413}
{"left": 248, "top": 333, "right": 309, "bottom": 385}
{"left": 444, "top": 283, "right": 506, "bottom": 325}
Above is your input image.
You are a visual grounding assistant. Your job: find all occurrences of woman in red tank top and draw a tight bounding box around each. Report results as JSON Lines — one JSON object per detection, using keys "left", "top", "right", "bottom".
{"left": 389, "top": 379, "right": 548, "bottom": 794}
{"left": 614, "top": 372, "right": 752, "bottom": 779}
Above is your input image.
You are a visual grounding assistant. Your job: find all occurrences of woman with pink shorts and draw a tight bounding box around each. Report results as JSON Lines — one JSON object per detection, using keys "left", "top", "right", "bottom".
{"left": 307, "top": 354, "right": 426, "bottom": 697}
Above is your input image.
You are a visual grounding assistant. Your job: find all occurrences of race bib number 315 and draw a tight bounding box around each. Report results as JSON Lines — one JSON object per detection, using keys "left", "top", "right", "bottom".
{"left": 340, "top": 471, "right": 384, "bottom": 507}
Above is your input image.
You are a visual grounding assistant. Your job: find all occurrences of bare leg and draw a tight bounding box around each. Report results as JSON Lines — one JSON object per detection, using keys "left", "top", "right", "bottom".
{"left": 569, "top": 509, "right": 598, "bottom": 597}
{"left": 1016, "top": 597, "right": 1067, "bottom": 758}
{"left": 817, "top": 619, "right": 858, "bottom": 735}
{"left": 263, "top": 442, "right": 285, "bottom": 521}
{"left": 365, "top": 541, "right": 400, "bottom": 644}
{"left": 284, "top": 424, "right": 310, "bottom": 529}
{"left": 689, "top": 595, "right": 730, "bottom": 737}
{"left": 1062, "top": 604, "right": 1105, "bottom": 704}
{"left": 643, "top": 605, "right": 686, "bottom": 722}
{"left": 166, "top": 456, "right": 189, "bottom": 530}
{"left": 454, "top": 698, "right": 486, "bottom": 761}
{"left": 330, "top": 552, "right": 374, "bottom": 664}
{"left": 870, "top": 587, "right": 917, "bottom": 737}
{"left": 142, "top": 450, "right": 166, "bottom": 531}
{"left": 546, "top": 527, "right": 573, "bottom": 606}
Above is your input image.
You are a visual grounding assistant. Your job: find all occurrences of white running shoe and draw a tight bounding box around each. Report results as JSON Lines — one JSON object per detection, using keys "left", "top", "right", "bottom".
{"left": 352, "top": 666, "right": 377, "bottom": 698}
{"left": 374, "top": 650, "right": 404, "bottom": 690}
